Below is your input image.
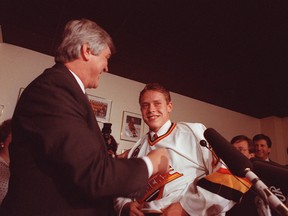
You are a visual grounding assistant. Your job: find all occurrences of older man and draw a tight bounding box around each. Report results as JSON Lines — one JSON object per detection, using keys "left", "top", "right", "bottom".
{"left": 0, "top": 19, "right": 169, "bottom": 216}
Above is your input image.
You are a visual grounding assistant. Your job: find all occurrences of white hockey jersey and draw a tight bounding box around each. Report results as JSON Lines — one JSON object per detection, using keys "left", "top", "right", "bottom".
{"left": 115, "top": 121, "right": 250, "bottom": 215}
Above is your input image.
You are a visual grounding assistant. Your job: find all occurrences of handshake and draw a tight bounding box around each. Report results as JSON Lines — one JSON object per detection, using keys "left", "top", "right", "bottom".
{"left": 147, "top": 148, "right": 170, "bottom": 176}
{"left": 118, "top": 148, "right": 170, "bottom": 176}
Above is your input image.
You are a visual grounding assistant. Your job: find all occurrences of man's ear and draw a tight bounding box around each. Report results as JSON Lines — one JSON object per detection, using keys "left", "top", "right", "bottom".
{"left": 81, "top": 43, "right": 92, "bottom": 61}
{"left": 168, "top": 102, "right": 173, "bottom": 113}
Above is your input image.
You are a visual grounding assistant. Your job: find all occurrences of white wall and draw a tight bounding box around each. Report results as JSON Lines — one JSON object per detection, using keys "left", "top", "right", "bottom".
{"left": 0, "top": 43, "right": 54, "bottom": 121}
{"left": 260, "top": 117, "right": 288, "bottom": 164}
{"left": 1, "top": 43, "right": 287, "bottom": 164}
{"left": 170, "top": 93, "right": 261, "bottom": 140}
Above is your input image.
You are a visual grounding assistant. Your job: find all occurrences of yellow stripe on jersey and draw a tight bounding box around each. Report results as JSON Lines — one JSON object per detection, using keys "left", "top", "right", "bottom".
{"left": 197, "top": 167, "right": 252, "bottom": 202}
{"left": 204, "top": 167, "right": 251, "bottom": 193}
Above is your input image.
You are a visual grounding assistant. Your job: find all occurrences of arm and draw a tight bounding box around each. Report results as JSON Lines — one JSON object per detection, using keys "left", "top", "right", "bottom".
{"left": 179, "top": 165, "right": 251, "bottom": 215}
{"left": 163, "top": 165, "right": 246, "bottom": 216}
{"left": 114, "top": 198, "right": 144, "bottom": 216}
{"left": 121, "top": 202, "right": 144, "bottom": 216}
{"left": 114, "top": 140, "right": 170, "bottom": 215}
{"left": 15, "top": 69, "right": 149, "bottom": 200}
{"left": 163, "top": 123, "right": 247, "bottom": 215}
{"left": 179, "top": 138, "right": 251, "bottom": 215}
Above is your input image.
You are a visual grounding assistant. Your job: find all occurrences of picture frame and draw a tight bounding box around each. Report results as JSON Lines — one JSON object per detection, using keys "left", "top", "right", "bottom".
{"left": 120, "top": 111, "right": 144, "bottom": 142}
{"left": 87, "top": 94, "right": 112, "bottom": 123}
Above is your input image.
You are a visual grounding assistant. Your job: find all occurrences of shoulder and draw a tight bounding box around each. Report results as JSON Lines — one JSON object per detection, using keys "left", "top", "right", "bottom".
{"left": 173, "top": 122, "right": 206, "bottom": 140}
{"left": 41, "top": 63, "right": 75, "bottom": 83}
{"left": 268, "top": 159, "right": 283, "bottom": 167}
{"left": 176, "top": 122, "right": 207, "bottom": 132}
{"left": 26, "top": 63, "right": 81, "bottom": 96}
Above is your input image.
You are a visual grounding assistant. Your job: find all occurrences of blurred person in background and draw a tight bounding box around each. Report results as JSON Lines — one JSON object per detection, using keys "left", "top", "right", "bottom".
{"left": 253, "top": 134, "right": 278, "bottom": 164}
{"left": 231, "top": 135, "right": 254, "bottom": 159}
{"left": 0, "top": 119, "right": 12, "bottom": 205}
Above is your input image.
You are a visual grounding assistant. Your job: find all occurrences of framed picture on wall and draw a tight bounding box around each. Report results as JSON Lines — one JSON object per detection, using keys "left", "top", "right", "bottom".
{"left": 120, "top": 111, "right": 144, "bottom": 142}
{"left": 87, "top": 94, "right": 112, "bottom": 123}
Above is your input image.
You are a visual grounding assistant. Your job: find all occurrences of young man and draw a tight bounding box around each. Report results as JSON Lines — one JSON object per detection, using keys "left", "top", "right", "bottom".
{"left": 115, "top": 83, "right": 249, "bottom": 216}
{"left": 231, "top": 135, "right": 254, "bottom": 159}
{"left": 0, "top": 19, "right": 169, "bottom": 216}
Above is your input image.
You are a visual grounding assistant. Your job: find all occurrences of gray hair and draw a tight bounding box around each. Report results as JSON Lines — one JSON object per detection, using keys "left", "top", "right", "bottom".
{"left": 55, "top": 19, "right": 115, "bottom": 63}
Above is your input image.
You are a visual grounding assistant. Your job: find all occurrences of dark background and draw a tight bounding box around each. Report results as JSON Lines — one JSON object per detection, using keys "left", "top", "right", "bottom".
{"left": 1, "top": 0, "right": 288, "bottom": 118}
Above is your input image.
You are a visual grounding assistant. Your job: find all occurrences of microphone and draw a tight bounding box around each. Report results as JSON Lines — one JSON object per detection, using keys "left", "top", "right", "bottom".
{"left": 199, "top": 139, "right": 208, "bottom": 147}
{"left": 204, "top": 128, "right": 288, "bottom": 216}
{"left": 244, "top": 169, "right": 288, "bottom": 216}
{"left": 203, "top": 128, "right": 252, "bottom": 177}
{"left": 252, "top": 159, "right": 288, "bottom": 185}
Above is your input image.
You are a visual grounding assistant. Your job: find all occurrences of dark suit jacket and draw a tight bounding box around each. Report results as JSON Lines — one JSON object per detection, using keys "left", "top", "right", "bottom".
{"left": 0, "top": 63, "right": 148, "bottom": 216}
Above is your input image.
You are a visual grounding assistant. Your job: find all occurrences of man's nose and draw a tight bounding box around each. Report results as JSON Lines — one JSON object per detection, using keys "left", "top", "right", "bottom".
{"left": 148, "top": 104, "right": 156, "bottom": 111}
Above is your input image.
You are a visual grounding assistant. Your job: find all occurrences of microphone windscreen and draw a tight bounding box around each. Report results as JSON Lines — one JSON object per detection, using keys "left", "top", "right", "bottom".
{"left": 252, "top": 159, "right": 288, "bottom": 186}
{"left": 204, "top": 128, "right": 253, "bottom": 177}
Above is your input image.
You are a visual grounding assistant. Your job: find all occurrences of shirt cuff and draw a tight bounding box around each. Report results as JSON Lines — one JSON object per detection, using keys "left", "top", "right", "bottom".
{"left": 142, "top": 156, "right": 153, "bottom": 178}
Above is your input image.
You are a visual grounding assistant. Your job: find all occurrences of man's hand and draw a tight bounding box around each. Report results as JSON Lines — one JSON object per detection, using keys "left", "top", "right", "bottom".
{"left": 161, "top": 202, "right": 189, "bottom": 216}
{"left": 121, "top": 201, "right": 144, "bottom": 216}
{"left": 147, "top": 148, "right": 170, "bottom": 175}
{"left": 117, "top": 149, "right": 131, "bottom": 158}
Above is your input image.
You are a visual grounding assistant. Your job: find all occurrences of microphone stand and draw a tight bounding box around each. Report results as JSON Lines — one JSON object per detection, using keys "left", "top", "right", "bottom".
{"left": 244, "top": 168, "right": 288, "bottom": 216}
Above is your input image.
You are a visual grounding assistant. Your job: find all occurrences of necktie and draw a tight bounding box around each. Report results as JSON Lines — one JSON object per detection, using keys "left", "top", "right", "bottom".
{"left": 152, "top": 133, "right": 158, "bottom": 141}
